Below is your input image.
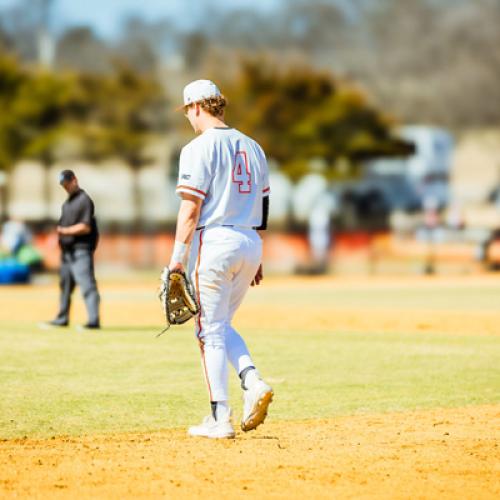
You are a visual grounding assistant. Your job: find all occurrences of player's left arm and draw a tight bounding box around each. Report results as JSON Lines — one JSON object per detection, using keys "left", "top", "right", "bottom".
{"left": 169, "top": 193, "right": 202, "bottom": 272}
{"left": 251, "top": 194, "right": 269, "bottom": 286}
{"left": 252, "top": 149, "right": 270, "bottom": 287}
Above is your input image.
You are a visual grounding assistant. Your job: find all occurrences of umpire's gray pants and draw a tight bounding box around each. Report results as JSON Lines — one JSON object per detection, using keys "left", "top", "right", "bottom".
{"left": 56, "top": 248, "right": 100, "bottom": 324}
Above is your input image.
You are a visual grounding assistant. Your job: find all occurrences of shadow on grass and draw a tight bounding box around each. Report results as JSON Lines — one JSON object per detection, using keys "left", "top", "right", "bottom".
{"left": 99, "top": 326, "right": 160, "bottom": 334}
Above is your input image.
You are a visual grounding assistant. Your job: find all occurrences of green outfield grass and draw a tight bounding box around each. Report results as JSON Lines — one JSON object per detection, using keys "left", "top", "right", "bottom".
{"left": 0, "top": 278, "right": 499, "bottom": 439}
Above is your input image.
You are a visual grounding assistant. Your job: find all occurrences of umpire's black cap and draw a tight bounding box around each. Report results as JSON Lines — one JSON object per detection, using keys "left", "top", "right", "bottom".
{"left": 59, "top": 169, "right": 76, "bottom": 184}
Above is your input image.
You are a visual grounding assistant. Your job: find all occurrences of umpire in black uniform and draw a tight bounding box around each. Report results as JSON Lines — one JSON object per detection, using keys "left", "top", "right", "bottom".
{"left": 47, "top": 170, "right": 101, "bottom": 329}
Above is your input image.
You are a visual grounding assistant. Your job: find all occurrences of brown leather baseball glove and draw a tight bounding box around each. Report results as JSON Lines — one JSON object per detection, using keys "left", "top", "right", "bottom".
{"left": 158, "top": 267, "right": 199, "bottom": 337}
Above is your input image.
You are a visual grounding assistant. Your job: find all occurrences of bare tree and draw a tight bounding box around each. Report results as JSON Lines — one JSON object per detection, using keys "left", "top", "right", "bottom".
{"left": 2, "top": 0, "right": 499, "bottom": 129}
{"left": 55, "top": 27, "right": 113, "bottom": 74}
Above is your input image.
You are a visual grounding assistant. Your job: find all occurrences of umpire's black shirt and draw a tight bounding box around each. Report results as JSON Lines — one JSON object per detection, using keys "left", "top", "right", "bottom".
{"left": 58, "top": 189, "right": 99, "bottom": 252}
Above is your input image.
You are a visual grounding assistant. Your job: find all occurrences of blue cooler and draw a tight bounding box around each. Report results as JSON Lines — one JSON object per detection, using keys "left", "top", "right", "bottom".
{"left": 0, "top": 259, "right": 30, "bottom": 284}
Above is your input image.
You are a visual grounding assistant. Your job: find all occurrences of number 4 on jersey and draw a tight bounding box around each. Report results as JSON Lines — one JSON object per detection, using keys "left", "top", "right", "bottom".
{"left": 232, "top": 151, "right": 252, "bottom": 193}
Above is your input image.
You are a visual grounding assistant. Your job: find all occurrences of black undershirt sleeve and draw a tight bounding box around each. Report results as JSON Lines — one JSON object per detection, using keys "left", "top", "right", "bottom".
{"left": 256, "top": 195, "right": 269, "bottom": 230}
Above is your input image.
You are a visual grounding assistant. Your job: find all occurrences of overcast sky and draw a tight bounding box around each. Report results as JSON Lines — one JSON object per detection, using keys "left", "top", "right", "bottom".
{"left": 0, "top": 0, "right": 283, "bottom": 38}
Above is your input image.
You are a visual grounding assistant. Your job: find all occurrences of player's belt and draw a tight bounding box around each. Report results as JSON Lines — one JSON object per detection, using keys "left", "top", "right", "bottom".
{"left": 196, "top": 224, "right": 258, "bottom": 231}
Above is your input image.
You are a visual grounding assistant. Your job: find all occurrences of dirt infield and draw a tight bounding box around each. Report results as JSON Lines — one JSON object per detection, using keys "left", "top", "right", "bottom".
{"left": 0, "top": 405, "right": 498, "bottom": 499}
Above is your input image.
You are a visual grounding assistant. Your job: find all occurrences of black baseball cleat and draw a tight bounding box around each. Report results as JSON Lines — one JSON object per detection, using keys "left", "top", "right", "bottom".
{"left": 38, "top": 319, "right": 69, "bottom": 329}
{"left": 77, "top": 322, "right": 101, "bottom": 331}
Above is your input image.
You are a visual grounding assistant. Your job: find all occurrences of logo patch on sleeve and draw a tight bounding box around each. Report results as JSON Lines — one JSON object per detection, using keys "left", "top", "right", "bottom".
{"left": 181, "top": 174, "right": 191, "bottom": 180}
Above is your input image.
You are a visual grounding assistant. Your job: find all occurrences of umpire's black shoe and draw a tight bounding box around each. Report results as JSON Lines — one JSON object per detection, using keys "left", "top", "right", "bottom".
{"left": 39, "top": 319, "right": 68, "bottom": 329}
{"left": 77, "top": 322, "right": 101, "bottom": 331}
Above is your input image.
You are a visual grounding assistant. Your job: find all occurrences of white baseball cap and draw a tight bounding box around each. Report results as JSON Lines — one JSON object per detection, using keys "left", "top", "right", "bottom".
{"left": 179, "top": 79, "right": 221, "bottom": 109}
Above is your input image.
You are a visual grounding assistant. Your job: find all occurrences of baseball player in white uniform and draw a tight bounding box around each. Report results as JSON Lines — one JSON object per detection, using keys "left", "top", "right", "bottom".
{"left": 168, "top": 79, "right": 273, "bottom": 439}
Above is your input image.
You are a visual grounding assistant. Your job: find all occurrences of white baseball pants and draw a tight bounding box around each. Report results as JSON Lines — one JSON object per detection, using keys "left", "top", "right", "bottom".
{"left": 188, "top": 226, "right": 262, "bottom": 402}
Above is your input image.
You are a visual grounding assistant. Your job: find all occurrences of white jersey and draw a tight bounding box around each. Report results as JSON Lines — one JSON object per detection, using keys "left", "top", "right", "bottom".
{"left": 176, "top": 127, "right": 270, "bottom": 228}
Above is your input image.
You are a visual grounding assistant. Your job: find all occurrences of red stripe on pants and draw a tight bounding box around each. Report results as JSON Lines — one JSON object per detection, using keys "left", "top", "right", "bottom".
{"left": 195, "top": 230, "right": 213, "bottom": 401}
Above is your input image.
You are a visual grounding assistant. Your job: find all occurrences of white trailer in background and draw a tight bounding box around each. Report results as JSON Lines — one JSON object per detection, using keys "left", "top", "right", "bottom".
{"left": 365, "top": 126, "right": 454, "bottom": 213}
